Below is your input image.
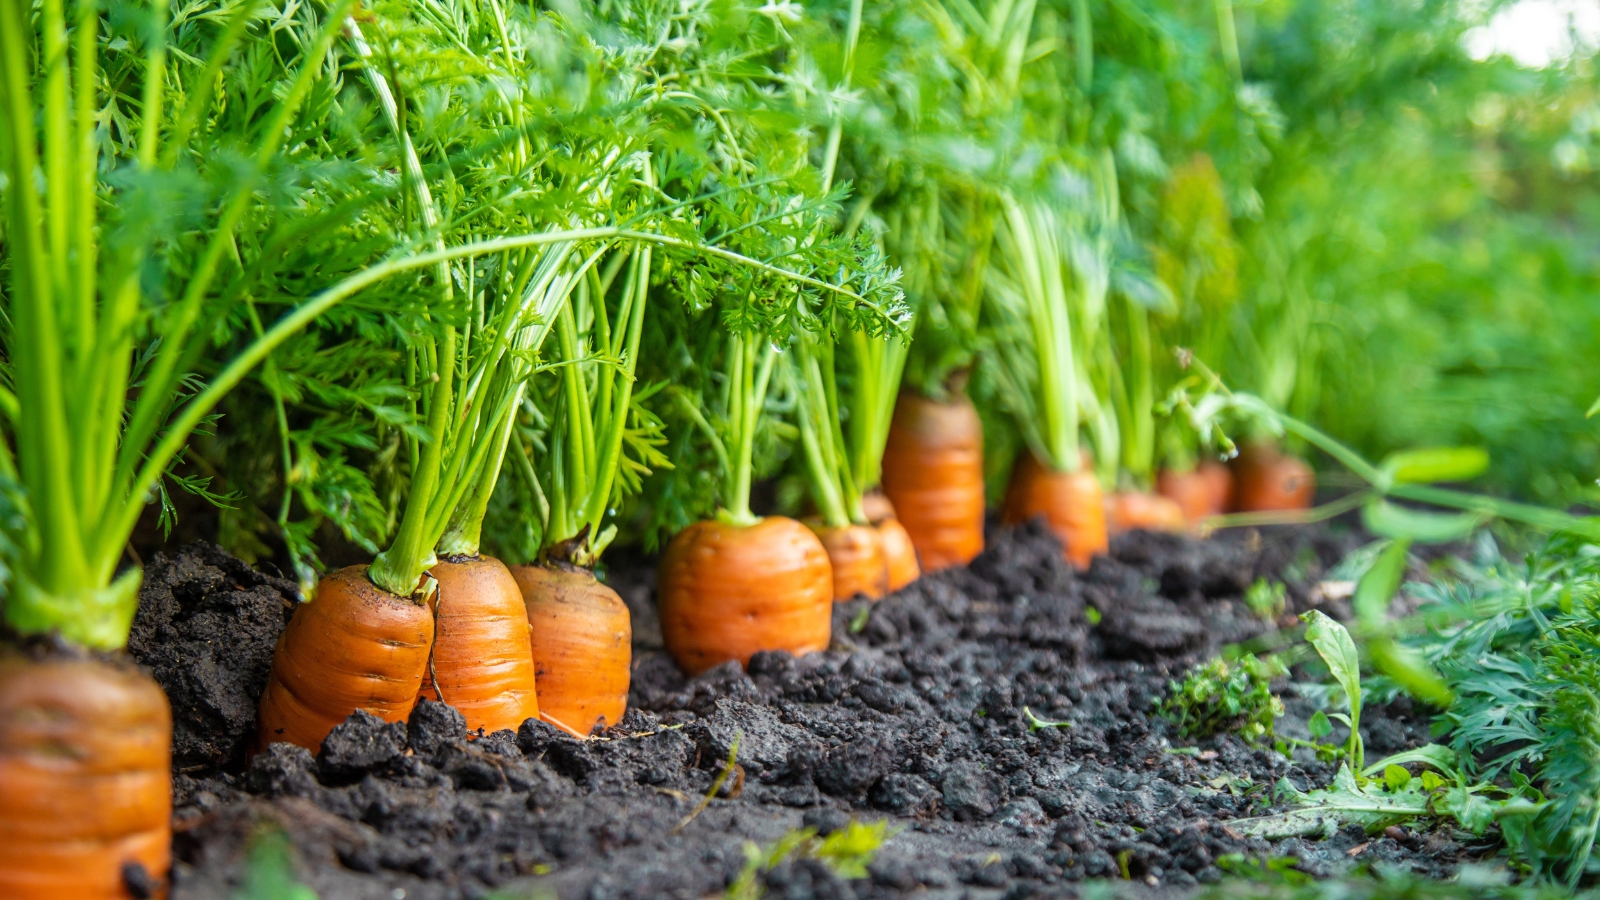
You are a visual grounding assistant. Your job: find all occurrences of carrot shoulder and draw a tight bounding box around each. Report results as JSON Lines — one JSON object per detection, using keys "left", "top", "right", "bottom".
{"left": 1003, "top": 452, "right": 1109, "bottom": 570}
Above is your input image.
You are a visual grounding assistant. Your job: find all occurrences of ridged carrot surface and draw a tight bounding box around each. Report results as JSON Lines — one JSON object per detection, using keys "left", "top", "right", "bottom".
{"left": 513, "top": 563, "right": 631, "bottom": 737}
{"left": 658, "top": 516, "right": 832, "bottom": 675}
{"left": 0, "top": 655, "right": 171, "bottom": 899}
{"left": 256, "top": 565, "right": 433, "bottom": 754}
{"left": 422, "top": 557, "right": 540, "bottom": 735}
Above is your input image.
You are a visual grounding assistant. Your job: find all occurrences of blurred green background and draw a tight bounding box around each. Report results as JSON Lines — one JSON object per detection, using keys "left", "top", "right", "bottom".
{"left": 1198, "top": 0, "right": 1600, "bottom": 506}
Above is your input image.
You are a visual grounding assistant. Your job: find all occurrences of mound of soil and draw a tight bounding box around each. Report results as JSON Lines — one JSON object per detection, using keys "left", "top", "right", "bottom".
{"left": 132, "top": 522, "right": 1465, "bottom": 900}
{"left": 128, "top": 542, "right": 298, "bottom": 772}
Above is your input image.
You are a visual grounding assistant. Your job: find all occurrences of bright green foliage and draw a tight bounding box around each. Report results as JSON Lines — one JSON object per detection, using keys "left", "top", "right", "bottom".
{"left": 1161, "top": 652, "right": 1286, "bottom": 745}
{"left": 1302, "top": 610, "right": 1364, "bottom": 771}
{"left": 0, "top": 0, "right": 416, "bottom": 644}
{"left": 1245, "top": 578, "right": 1287, "bottom": 620}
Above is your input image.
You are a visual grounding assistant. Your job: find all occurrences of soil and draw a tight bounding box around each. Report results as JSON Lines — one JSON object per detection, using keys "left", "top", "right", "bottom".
{"left": 130, "top": 521, "right": 1481, "bottom": 900}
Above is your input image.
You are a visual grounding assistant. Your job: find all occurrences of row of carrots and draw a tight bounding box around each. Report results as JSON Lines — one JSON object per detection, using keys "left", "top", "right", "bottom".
{"left": 0, "top": 0, "right": 1320, "bottom": 896}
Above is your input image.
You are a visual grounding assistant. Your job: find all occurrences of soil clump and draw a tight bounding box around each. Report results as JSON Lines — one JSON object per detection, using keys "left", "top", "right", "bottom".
{"left": 131, "top": 522, "right": 1463, "bottom": 900}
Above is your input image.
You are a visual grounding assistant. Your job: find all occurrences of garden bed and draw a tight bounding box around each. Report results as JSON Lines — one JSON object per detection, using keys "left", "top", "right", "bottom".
{"left": 133, "top": 523, "right": 1475, "bottom": 900}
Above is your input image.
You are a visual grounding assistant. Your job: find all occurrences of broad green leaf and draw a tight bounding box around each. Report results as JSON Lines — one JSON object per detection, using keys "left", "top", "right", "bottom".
{"left": 1301, "top": 610, "right": 1362, "bottom": 730}
{"left": 1364, "top": 744, "right": 1459, "bottom": 777}
{"left": 1361, "top": 500, "right": 1483, "bottom": 544}
{"left": 1308, "top": 710, "right": 1332, "bottom": 739}
{"left": 1383, "top": 765, "right": 1411, "bottom": 792}
{"left": 1379, "top": 446, "right": 1490, "bottom": 485}
{"left": 1588, "top": 394, "right": 1600, "bottom": 418}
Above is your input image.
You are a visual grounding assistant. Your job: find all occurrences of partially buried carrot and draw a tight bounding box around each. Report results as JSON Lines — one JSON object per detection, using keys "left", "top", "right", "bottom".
{"left": 1157, "top": 460, "right": 1234, "bottom": 525}
{"left": 1105, "top": 490, "right": 1187, "bottom": 535}
{"left": 1232, "top": 442, "right": 1316, "bottom": 512}
{"left": 256, "top": 566, "right": 434, "bottom": 754}
{"left": 421, "top": 556, "right": 541, "bottom": 736}
{"left": 0, "top": 653, "right": 171, "bottom": 899}
{"left": 658, "top": 516, "right": 833, "bottom": 676}
{"left": 863, "top": 493, "right": 920, "bottom": 592}
{"left": 809, "top": 522, "right": 888, "bottom": 601}
{"left": 880, "top": 391, "right": 985, "bottom": 572}
{"left": 512, "top": 563, "right": 631, "bottom": 737}
{"left": 1003, "top": 452, "right": 1108, "bottom": 569}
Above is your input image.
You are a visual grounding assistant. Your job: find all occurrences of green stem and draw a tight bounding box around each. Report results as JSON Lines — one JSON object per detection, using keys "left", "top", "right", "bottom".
{"left": 370, "top": 325, "right": 456, "bottom": 596}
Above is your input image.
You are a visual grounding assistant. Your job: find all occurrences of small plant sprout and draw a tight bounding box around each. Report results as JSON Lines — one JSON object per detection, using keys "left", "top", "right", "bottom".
{"left": 1161, "top": 653, "right": 1287, "bottom": 745}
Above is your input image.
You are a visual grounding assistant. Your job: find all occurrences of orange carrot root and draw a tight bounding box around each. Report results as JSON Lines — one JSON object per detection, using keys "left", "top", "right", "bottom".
{"left": 1105, "top": 491, "right": 1187, "bottom": 535}
{"left": 256, "top": 565, "right": 433, "bottom": 754}
{"left": 512, "top": 563, "right": 631, "bottom": 737}
{"left": 810, "top": 522, "right": 889, "bottom": 602}
{"left": 1232, "top": 443, "right": 1316, "bottom": 512}
{"left": 1003, "top": 453, "right": 1109, "bottom": 570}
{"left": 0, "top": 654, "right": 171, "bottom": 899}
{"left": 658, "top": 516, "right": 832, "bottom": 676}
{"left": 881, "top": 392, "right": 985, "bottom": 572}
{"left": 422, "top": 556, "right": 541, "bottom": 736}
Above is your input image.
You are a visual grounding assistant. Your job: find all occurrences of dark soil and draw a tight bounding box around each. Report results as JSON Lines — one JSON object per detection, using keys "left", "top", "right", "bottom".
{"left": 132, "top": 521, "right": 1478, "bottom": 900}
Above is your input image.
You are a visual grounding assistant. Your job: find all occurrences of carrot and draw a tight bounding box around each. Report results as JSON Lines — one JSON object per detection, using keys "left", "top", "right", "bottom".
{"left": 1157, "top": 459, "right": 1236, "bottom": 523}
{"left": 256, "top": 566, "right": 434, "bottom": 754}
{"left": 880, "top": 392, "right": 985, "bottom": 572}
{"left": 809, "top": 522, "right": 889, "bottom": 601}
{"left": 658, "top": 516, "right": 833, "bottom": 676}
{"left": 1002, "top": 452, "right": 1108, "bottom": 569}
{"left": 1105, "top": 491, "right": 1187, "bottom": 535}
{"left": 1232, "top": 442, "right": 1316, "bottom": 512}
{"left": 420, "top": 557, "right": 540, "bottom": 736}
{"left": 0, "top": 654, "right": 171, "bottom": 900}
{"left": 862, "top": 493, "right": 921, "bottom": 592}
{"left": 512, "top": 563, "right": 631, "bottom": 737}
{"left": 1156, "top": 468, "right": 1215, "bottom": 524}
{"left": 1199, "top": 460, "right": 1235, "bottom": 516}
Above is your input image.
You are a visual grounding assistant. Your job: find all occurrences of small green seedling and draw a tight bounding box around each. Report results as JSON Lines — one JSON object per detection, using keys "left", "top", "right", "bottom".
{"left": 235, "top": 828, "right": 317, "bottom": 900}
{"left": 1246, "top": 579, "right": 1288, "bottom": 621}
{"left": 1161, "top": 653, "right": 1287, "bottom": 745}
{"left": 726, "top": 819, "right": 892, "bottom": 899}
{"left": 1301, "top": 610, "right": 1364, "bottom": 773}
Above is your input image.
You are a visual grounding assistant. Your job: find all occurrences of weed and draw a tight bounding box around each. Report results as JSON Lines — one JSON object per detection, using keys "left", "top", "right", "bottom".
{"left": 725, "top": 820, "right": 891, "bottom": 900}
{"left": 1197, "top": 866, "right": 1593, "bottom": 899}
{"left": 1161, "top": 653, "right": 1287, "bottom": 745}
{"left": 1247, "top": 579, "right": 1288, "bottom": 621}
{"left": 1215, "top": 853, "right": 1313, "bottom": 886}
{"left": 235, "top": 827, "right": 316, "bottom": 900}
